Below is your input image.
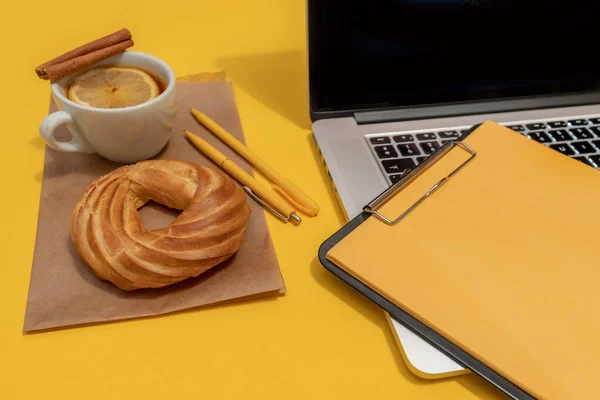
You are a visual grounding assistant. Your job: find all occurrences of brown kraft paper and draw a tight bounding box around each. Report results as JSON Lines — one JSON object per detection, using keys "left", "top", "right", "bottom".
{"left": 24, "top": 79, "right": 286, "bottom": 332}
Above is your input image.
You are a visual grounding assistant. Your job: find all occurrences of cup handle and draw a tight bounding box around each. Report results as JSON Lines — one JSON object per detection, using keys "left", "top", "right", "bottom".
{"left": 39, "top": 111, "right": 95, "bottom": 153}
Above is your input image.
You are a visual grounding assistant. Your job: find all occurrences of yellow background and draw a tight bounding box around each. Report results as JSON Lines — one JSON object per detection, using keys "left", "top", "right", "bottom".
{"left": 1, "top": 1, "right": 501, "bottom": 398}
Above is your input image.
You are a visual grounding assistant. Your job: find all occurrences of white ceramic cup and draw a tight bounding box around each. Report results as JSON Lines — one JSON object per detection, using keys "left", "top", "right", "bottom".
{"left": 39, "top": 51, "right": 177, "bottom": 163}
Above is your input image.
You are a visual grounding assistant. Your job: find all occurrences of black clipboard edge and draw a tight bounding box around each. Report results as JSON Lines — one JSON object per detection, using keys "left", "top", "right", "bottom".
{"left": 318, "top": 214, "right": 534, "bottom": 400}
{"left": 317, "top": 125, "right": 535, "bottom": 400}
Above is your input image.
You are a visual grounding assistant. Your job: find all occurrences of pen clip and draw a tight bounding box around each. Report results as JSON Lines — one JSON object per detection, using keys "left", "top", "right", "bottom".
{"left": 243, "top": 186, "right": 302, "bottom": 224}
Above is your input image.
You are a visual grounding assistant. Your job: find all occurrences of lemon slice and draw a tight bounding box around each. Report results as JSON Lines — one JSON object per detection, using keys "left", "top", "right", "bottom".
{"left": 67, "top": 67, "right": 160, "bottom": 108}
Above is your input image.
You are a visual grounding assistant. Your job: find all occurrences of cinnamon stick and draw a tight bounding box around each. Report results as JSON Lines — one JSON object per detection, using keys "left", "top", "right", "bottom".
{"left": 35, "top": 29, "right": 134, "bottom": 82}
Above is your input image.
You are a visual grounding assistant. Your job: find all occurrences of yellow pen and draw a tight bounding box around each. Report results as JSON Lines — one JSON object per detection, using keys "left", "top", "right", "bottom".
{"left": 190, "top": 109, "right": 320, "bottom": 217}
{"left": 184, "top": 130, "right": 302, "bottom": 224}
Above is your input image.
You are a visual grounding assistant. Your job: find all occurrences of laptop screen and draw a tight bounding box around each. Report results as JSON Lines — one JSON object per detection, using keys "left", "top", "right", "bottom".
{"left": 308, "top": 0, "right": 600, "bottom": 115}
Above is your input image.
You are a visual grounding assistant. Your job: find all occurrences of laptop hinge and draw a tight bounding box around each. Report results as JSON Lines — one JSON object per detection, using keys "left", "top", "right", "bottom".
{"left": 353, "top": 93, "right": 600, "bottom": 125}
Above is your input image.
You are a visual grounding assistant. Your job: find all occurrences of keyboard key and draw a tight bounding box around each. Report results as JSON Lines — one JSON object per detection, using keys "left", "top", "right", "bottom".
{"left": 575, "top": 156, "right": 595, "bottom": 167}
{"left": 416, "top": 133, "right": 437, "bottom": 141}
{"left": 589, "top": 155, "right": 600, "bottom": 167}
{"left": 549, "top": 143, "right": 575, "bottom": 156}
{"left": 420, "top": 141, "right": 440, "bottom": 154}
{"left": 526, "top": 123, "right": 547, "bottom": 130}
{"left": 439, "top": 131, "right": 461, "bottom": 139}
{"left": 589, "top": 126, "right": 600, "bottom": 136}
{"left": 569, "top": 128, "right": 593, "bottom": 139}
{"left": 569, "top": 119, "right": 589, "bottom": 126}
{"left": 592, "top": 140, "right": 600, "bottom": 149}
{"left": 460, "top": 129, "right": 470, "bottom": 135}
{"left": 393, "top": 134, "right": 414, "bottom": 143}
{"left": 374, "top": 145, "right": 398, "bottom": 159}
{"left": 438, "top": 130, "right": 460, "bottom": 138}
{"left": 548, "top": 129, "right": 572, "bottom": 142}
{"left": 382, "top": 158, "right": 416, "bottom": 174}
{"left": 506, "top": 125, "right": 526, "bottom": 132}
{"left": 571, "top": 141, "right": 596, "bottom": 154}
{"left": 548, "top": 121, "right": 568, "bottom": 128}
{"left": 589, "top": 118, "right": 600, "bottom": 124}
{"left": 370, "top": 136, "right": 391, "bottom": 145}
{"left": 389, "top": 174, "right": 405, "bottom": 184}
{"left": 528, "top": 131, "right": 552, "bottom": 144}
{"left": 397, "top": 143, "right": 421, "bottom": 156}
{"left": 416, "top": 156, "right": 428, "bottom": 163}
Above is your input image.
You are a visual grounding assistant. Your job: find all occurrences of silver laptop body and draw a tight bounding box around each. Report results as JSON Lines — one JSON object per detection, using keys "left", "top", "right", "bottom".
{"left": 309, "top": 0, "right": 600, "bottom": 376}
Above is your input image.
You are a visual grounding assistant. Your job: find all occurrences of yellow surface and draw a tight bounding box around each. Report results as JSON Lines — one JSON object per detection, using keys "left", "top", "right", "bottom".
{"left": 328, "top": 122, "right": 600, "bottom": 400}
{"left": 0, "top": 2, "right": 501, "bottom": 399}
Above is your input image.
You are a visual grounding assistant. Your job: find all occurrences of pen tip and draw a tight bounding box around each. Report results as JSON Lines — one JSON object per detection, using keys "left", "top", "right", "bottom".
{"left": 290, "top": 213, "right": 302, "bottom": 224}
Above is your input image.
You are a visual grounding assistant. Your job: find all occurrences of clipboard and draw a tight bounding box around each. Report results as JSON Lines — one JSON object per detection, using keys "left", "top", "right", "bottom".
{"left": 319, "top": 121, "right": 600, "bottom": 400}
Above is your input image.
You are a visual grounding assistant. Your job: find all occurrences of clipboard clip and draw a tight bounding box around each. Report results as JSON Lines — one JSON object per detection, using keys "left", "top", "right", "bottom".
{"left": 363, "top": 141, "right": 476, "bottom": 226}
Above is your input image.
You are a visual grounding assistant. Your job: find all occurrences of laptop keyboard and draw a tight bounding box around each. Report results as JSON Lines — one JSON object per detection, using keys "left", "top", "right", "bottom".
{"left": 366, "top": 116, "right": 600, "bottom": 185}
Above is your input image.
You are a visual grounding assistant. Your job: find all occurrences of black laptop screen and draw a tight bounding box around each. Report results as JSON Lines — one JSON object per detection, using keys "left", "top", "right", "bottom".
{"left": 308, "top": 0, "right": 600, "bottom": 115}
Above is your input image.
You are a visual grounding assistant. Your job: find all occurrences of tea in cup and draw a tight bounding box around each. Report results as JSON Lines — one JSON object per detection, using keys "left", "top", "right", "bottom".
{"left": 39, "top": 51, "right": 176, "bottom": 163}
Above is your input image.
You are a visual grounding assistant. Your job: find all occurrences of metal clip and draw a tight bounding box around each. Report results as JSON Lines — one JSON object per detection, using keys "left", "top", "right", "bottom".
{"left": 363, "top": 141, "right": 476, "bottom": 226}
{"left": 243, "top": 186, "right": 302, "bottom": 224}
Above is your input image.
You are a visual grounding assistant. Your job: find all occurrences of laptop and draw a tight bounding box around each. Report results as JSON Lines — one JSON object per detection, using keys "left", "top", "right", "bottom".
{"left": 308, "top": 0, "right": 600, "bottom": 378}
